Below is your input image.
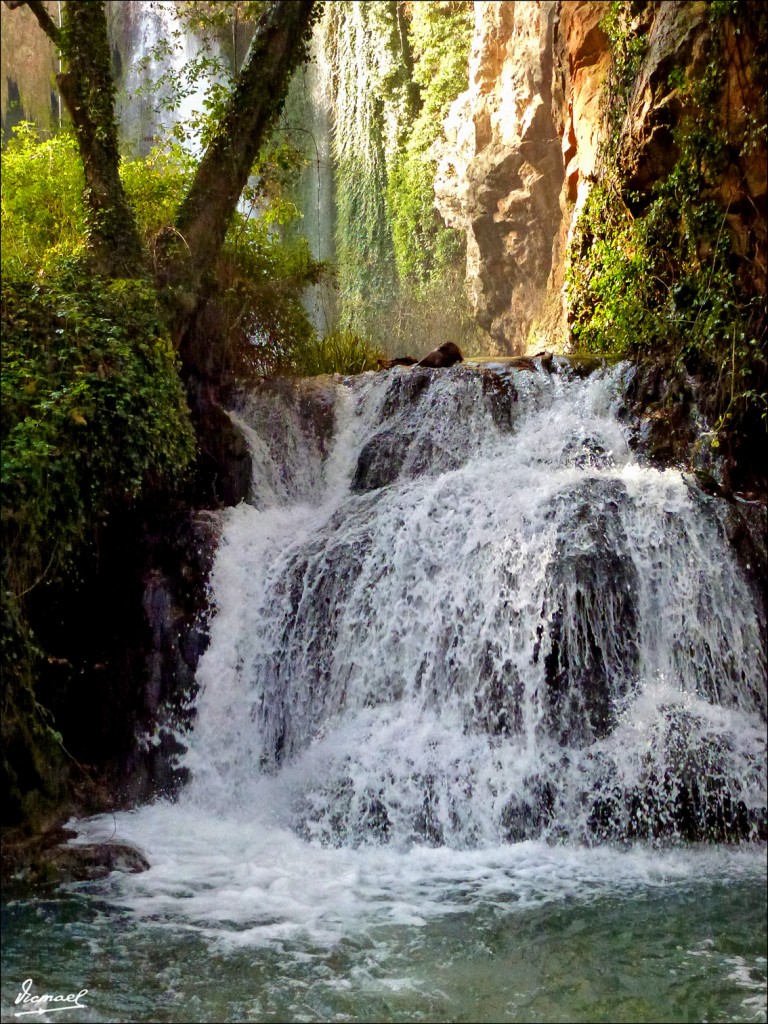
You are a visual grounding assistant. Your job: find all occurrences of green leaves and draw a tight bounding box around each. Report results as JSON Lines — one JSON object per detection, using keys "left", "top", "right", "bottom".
{"left": 1, "top": 267, "right": 195, "bottom": 604}
{"left": 290, "top": 328, "right": 383, "bottom": 377}
{"left": 567, "top": 1, "right": 767, "bottom": 445}
{"left": 0, "top": 124, "right": 87, "bottom": 275}
{"left": 386, "top": 1, "right": 472, "bottom": 291}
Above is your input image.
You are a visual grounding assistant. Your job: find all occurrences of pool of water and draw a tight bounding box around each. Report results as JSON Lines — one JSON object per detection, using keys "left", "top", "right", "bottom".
{"left": 2, "top": 829, "right": 765, "bottom": 1023}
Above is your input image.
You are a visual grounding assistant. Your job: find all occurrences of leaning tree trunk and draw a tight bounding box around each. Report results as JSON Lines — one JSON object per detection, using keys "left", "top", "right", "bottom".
{"left": 60, "top": 3, "right": 146, "bottom": 278}
{"left": 166, "top": 0, "right": 316, "bottom": 350}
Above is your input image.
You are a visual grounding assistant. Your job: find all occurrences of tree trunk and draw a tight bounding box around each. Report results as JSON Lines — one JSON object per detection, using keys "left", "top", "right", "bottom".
{"left": 58, "top": 1, "right": 146, "bottom": 279}
{"left": 166, "top": 0, "right": 316, "bottom": 347}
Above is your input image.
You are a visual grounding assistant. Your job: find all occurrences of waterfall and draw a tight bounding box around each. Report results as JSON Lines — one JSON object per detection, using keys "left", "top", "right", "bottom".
{"left": 180, "top": 363, "right": 766, "bottom": 848}
{"left": 282, "top": 32, "right": 339, "bottom": 335}
{"left": 113, "top": 0, "right": 224, "bottom": 157}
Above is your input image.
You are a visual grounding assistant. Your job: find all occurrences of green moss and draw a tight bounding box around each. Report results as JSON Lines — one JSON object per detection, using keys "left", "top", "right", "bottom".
{"left": 317, "top": 1, "right": 475, "bottom": 354}
{"left": 566, "top": 1, "right": 767, "bottom": 447}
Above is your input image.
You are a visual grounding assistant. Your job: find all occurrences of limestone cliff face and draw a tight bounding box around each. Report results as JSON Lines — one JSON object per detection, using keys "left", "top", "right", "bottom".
{"left": 434, "top": 0, "right": 611, "bottom": 353}
{"left": 1, "top": 1, "right": 60, "bottom": 141}
{"left": 434, "top": 1, "right": 567, "bottom": 354}
{"left": 434, "top": 0, "right": 766, "bottom": 353}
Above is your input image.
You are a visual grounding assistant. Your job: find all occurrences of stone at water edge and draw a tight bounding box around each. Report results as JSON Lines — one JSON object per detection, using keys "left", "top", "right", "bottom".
{"left": 2, "top": 827, "right": 150, "bottom": 886}
{"left": 417, "top": 342, "right": 464, "bottom": 368}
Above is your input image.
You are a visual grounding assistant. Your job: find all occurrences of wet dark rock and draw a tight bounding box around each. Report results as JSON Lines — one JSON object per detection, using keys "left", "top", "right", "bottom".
{"left": 257, "top": 505, "right": 377, "bottom": 767}
{"left": 354, "top": 366, "right": 517, "bottom": 493}
{"left": 467, "top": 353, "right": 609, "bottom": 378}
{"left": 722, "top": 499, "right": 768, "bottom": 600}
{"left": 378, "top": 356, "right": 418, "bottom": 368}
{"left": 282, "top": 376, "right": 338, "bottom": 458}
{"left": 503, "top": 356, "right": 537, "bottom": 372}
{"left": 121, "top": 510, "right": 222, "bottom": 805}
{"left": 352, "top": 427, "right": 408, "bottom": 492}
{"left": 185, "top": 377, "right": 252, "bottom": 508}
{"left": 380, "top": 366, "right": 434, "bottom": 419}
{"left": 554, "top": 354, "right": 612, "bottom": 378}
{"left": 478, "top": 369, "right": 518, "bottom": 431}
{"left": 417, "top": 342, "right": 464, "bottom": 368}
{"left": 618, "top": 362, "right": 699, "bottom": 471}
{"left": 473, "top": 641, "right": 524, "bottom": 737}
{"left": 236, "top": 375, "right": 338, "bottom": 462}
{"left": 352, "top": 370, "right": 437, "bottom": 492}
{"left": 500, "top": 777, "right": 555, "bottom": 842}
{"left": 540, "top": 480, "right": 640, "bottom": 746}
{"left": 587, "top": 706, "right": 767, "bottom": 843}
{"left": 2, "top": 827, "right": 149, "bottom": 887}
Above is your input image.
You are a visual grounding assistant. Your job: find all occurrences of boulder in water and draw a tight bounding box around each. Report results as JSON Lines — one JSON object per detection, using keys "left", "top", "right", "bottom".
{"left": 2, "top": 828, "right": 150, "bottom": 886}
{"left": 417, "top": 342, "right": 464, "bottom": 368}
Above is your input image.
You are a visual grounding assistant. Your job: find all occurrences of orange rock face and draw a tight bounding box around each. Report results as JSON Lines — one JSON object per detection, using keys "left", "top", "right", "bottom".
{"left": 434, "top": 0, "right": 765, "bottom": 351}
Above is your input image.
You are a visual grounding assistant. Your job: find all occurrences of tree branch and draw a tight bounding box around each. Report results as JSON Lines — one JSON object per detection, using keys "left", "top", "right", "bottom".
{"left": 168, "top": 0, "right": 316, "bottom": 323}
{"left": 3, "top": 0, "right": 62, "bottom": 47}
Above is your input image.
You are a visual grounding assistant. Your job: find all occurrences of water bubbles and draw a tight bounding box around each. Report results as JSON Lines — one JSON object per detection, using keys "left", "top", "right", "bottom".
{"left": 184, "top": 364, "right": 766, "bottom": 847}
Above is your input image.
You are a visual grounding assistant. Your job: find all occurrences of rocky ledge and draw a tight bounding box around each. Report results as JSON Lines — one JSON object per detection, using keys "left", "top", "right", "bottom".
{"left": 2, "top": 826, "right": 149, "bottom": 889}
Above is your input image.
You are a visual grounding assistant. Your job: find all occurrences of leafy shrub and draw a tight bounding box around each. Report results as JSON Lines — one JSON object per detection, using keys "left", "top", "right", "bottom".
{"left": 290, "top": 328, "right": 383, "bottom": 377}
{"left": 1, "top": 264, "right": 195, "bottom": 600}
{"left": 566, "top": 1, "right": 767, "bottom": 446}
{"left": 1, "top": 261, "right": 196, "bottom": 820}
{"left": 0, "top": 123, "right": 86, "bottom": 273}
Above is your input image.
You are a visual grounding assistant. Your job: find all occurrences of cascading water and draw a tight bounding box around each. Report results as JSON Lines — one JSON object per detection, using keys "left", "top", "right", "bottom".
{"left": 11, "top": 363, "right": 764, "bottom": 1024}
{"left": 182, "top": 362, "right": 765, "bottom": 851}
{"left": 114, "top": 0, "right": 224, "bottom": 156}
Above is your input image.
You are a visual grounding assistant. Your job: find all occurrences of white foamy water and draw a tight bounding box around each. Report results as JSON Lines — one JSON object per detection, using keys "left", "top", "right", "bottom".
{"left": 73, "top": 804, "right": 765, "bottom": 953}
{"left": 72, "top": 363, "right": 766, "bottom": 960}
{"left": 117, "top": 0, "right": 226, "bottom": 156}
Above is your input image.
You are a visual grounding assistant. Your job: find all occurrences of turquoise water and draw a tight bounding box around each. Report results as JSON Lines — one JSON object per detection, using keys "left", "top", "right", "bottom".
{"left": 2, "top": 842, "right": 766, "bottom": 1023}
{"left": 5, "top": 368, "right": 766, "bottom": 1024}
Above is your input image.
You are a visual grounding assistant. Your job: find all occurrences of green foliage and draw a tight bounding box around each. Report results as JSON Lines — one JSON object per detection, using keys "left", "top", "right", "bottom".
{"left": 1, "top": 259, "right": 196, "bottom": 816}
{"left": 317, "top": 0, "right": 475, "bottom": 354}
{"left": 320, "top": 1, "right": 405, "bottom": 347}
{"left": 0, "top": 125, "right": 196, "bottom": 803}
{"left": 0, "top": 124, "right": 87, "bottom": 273}
{"left": 290, "top": 328, "right": 384, "bottom": 377}
{"left": 387, "top": 1, "right": 472, "bottom": 288}
{"left": 120, "top": 141, "right": 197, "bottom": 245}
{"left": 2, "top": 124, "right": 324, "bottom": 386}
{"left": 600, "top": 1, "right": 650, "bottom": 149}
{"left": 212, "top": 219, "right": 324, "bottom": 381}
{"left": 566, "top": 1, "right": 767, "bottom": 443}
{"left": 1, "top": 264, "right": 195, "bottom": 601}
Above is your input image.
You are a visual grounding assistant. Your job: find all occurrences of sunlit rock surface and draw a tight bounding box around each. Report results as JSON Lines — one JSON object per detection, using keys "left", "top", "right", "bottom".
{"left": 434, "top": 0, "right": 765, "bottom": 349}
{"left": 434, "top": 0, "right": 564, "bottom": 354}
